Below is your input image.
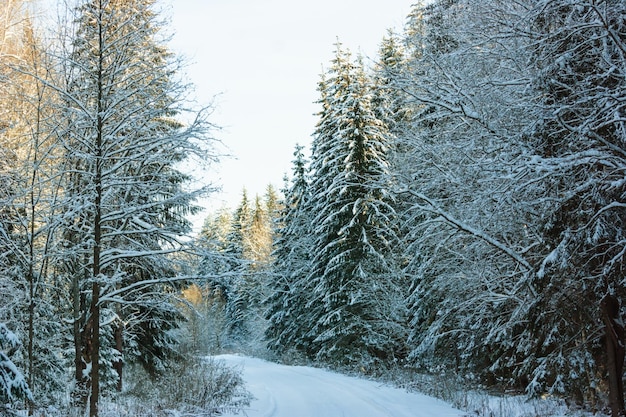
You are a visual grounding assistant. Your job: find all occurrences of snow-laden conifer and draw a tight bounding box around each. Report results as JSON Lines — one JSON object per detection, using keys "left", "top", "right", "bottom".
{"left": 55, "top": 0, "right": 216, "bottom": 413}
{"left": 303, "top": 44, "right": 407, "bottom": 368}
{"left": 265, "top": 144, "right": 314, "bottom": 356}
{"left": 0, "top": 323, "right": 33, "bottom": 407}
{"left": 395, "top": 0, "right": 541, "bottom": 385}
{"left": 513, "top": 0, "right": 626, "bottom": 407}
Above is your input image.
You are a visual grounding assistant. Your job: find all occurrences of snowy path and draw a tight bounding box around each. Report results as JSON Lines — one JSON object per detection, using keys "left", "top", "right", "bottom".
{"left": 215, "top": 354, "right": 465, "bottom": 417}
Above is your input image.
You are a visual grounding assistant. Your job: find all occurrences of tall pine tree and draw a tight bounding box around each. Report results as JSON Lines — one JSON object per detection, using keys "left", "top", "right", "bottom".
{"left": 57, "top": 0, "right": 214, "bottom": 413}
{"left": 304, "top": 45, "right": 406, "bottom": 369}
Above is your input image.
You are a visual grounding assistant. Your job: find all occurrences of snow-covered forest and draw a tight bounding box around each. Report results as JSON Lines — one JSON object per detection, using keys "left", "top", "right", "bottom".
{"left": 1, "top": 0, "right": 626, "bottom": 416}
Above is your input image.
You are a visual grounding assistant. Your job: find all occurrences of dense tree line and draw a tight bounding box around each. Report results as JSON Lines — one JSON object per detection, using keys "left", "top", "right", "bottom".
{"left": 196, "top": 186, "right": 280, "bottom": 354}
{"left": 262, "top": 0, "right": 626, "bottom": 415}
{"left": 0, "top": 1, "right": 221, "bottom": 415}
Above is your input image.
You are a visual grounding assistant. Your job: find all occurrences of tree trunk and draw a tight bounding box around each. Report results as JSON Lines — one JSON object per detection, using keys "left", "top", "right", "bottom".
{"left": 113, "top": 320, "right": 123, "bottom": 392}
{"left": 73, "top": 268, "right": 89, "bottom": 408}
{"left": 601, "top": 294, "right": 625, "bottom": 417}
{"left": 90, "top": 157, "right": 103, "bottom": 417}
{"left": 89, "top": 281, "right": 100, "bottom": 417}
{"left": 27, "top": 268, "right": 34, "bottom": 416}
{"left": 90, "top": 11, "right": 105, "bottom": 413}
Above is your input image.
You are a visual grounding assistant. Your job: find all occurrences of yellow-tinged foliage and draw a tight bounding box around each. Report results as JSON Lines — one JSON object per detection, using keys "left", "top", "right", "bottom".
{"left": 181, "top": 283, "right": 203, "bottom": 306}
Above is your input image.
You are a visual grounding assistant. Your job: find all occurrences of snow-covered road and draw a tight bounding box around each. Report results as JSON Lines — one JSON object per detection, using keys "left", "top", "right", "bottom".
{"left": 215, "top": 354, "right": 465, "bottom": 417}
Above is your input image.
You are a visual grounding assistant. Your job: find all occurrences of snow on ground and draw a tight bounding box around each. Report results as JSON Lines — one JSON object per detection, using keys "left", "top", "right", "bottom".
{"left": 214, "top": 354, "right": 465, "bottom": 417}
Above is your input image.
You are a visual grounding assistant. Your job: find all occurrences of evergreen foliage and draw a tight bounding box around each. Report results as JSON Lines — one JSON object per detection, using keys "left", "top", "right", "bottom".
{"left": 0, "top": 323, "right": 33, "bottom": 407}
{"left": 388, "top": 0, "right": 626, "bottom": 409}
{"left": 56, "top": 1, "right": 216, "bottom": 412}
{"left": 265, "top": 145, "right": 313, "bottom": 355}
{"left": 517, "top": 0, "right": 626, "bottom": 401}
{"left": 271, "top": 44, "right": 407, "bottom": 369}
{"left": 196, "top": 187, "right": 281, "bottom": 354}
{"left": 398, "top": 0, "right": 540, "bottom": 385}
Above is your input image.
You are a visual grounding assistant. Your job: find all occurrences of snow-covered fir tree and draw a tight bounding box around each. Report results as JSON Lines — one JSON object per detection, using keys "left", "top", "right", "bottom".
{"left": 221, "top": 190, "right": 254, "bottom": 346}
{"left": 265, "top": 144, "right": 314, "bottom": 356}
{"left": 202, "top": 188, "right": 279, "bottom": 353}
{"left": 389, "top": 0, "right": 626, "bottom": 411}
{"left": 301, "top": 44, "right": 407, "bottom": 369}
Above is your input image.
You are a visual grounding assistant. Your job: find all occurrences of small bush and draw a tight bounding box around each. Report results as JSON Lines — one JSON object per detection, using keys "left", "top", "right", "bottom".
{"left": 31, "top": 356, "right": 252, "bottom": 416}
{"left": 155, "top": 356, "right": 253, "bottom": 415}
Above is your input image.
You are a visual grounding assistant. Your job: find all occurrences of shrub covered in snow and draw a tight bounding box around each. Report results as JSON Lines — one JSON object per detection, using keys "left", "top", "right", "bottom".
{"left": 0, "top": 323, "right": 32, "bottom": 409}
{"left": 125, "top": 355, "right": 252, "bottom": 416}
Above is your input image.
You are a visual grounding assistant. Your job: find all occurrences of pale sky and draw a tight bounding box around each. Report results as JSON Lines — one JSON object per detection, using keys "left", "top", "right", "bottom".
{"left": 163, "top": 1, "right": 415, "bottom": 231}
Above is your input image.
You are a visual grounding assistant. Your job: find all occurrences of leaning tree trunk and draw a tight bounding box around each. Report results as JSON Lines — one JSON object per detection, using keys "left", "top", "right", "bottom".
{"left": 601, "top": 294, "right": 625, "bottom": 417}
